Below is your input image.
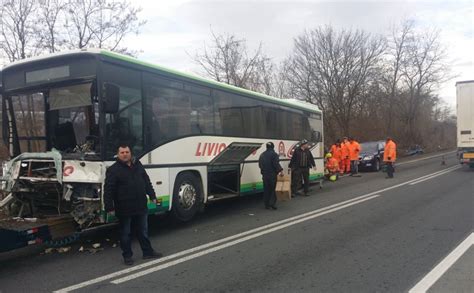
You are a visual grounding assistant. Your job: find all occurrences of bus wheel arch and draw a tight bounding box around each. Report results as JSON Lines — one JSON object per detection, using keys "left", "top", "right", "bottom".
{"left": 171, "top": 171, "right": 204, "bottom": 222}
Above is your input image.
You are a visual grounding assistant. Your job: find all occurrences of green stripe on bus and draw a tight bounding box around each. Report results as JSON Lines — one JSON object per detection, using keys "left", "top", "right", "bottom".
{"left": 145, "top": 174, "right": 324, "bottom": 213}
{"left": 309, "top": 173, "right": 324, "bottom": 180}
{"left": 240, "top": 182, "right": 264, "bottom": 193}
{"left": 147, "top": 195, "right": 170, "bottom": 213}
{"left": 239, "top": 173, "right": 323, "bottom": 194}
{"left": 100, "top": 50, "right": 321, "bottom": 114}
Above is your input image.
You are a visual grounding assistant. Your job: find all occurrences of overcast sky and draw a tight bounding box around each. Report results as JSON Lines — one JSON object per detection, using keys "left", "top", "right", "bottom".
{"left": 123, "top": 0, "right": 473, "bottom": 110}
{"left": 0, "top": 0, "right": 471, "bottom": 109}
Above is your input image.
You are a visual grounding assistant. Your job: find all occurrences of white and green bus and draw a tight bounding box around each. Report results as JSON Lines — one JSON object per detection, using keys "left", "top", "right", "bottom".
{"left": 0, "top": 49, "right": 323, "bottom": 227}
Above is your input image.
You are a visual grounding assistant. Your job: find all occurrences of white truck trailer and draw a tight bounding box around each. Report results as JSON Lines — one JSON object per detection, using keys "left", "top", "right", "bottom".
{"left": 456, "top": 80, "right": 474, "bottom": 168}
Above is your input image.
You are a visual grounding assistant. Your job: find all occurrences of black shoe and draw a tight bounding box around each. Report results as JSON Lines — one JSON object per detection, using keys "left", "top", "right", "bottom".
{"left": 143, "top": 251, "right": 163, "bottom": 260}
{"left": 293, "top": 192, "right": 301, "bottom": 196}
{"left": 123, "top": 257, "right": 134, "bottom": 266}
{"left": 271, "top": 206, "right": 277, "bottom": 210}
{"left": 304, "top": 193, "right": 309, "bottom": 196}
{"left": 265, "top": 206, "right": 271, "bottom": 210}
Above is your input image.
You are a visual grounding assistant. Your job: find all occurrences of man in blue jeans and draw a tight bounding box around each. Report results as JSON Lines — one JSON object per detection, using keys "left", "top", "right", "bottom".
{"left": 105, "top": 144, "right": 162, "bottom": 265}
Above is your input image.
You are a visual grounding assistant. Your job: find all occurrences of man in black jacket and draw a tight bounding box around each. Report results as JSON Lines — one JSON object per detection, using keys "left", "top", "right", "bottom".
{"left": 289, "top": 139, "right": 316, "bottom": 196}
{"left": 104, "top": 144, "right": 162, "bottom": 265}
{"left": 258, "top": 142, "right": 283, "bottom": 210}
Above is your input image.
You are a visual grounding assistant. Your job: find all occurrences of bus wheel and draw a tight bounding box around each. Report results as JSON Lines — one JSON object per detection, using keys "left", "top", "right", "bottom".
{"left": 172, "top": 172, "right": 202, "bottom": 222}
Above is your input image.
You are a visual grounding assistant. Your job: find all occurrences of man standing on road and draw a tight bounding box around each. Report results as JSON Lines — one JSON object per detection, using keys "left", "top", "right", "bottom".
{"left": 105, "top": 144, "right": 163, "bottom": 265}
{"left": 259, "top": 142, "right": 283, "bottom": 210}
{"left": 383, "top": 137, "right": 397, "bottom": 178}
{"left": 348, "top": 137, "right": 361, "bottom": 177}
{"left": 289, "top": 139, "right": 316, "bottom": 196}
{"left": 341, "top": 137, "right": 351, "bottom": 175}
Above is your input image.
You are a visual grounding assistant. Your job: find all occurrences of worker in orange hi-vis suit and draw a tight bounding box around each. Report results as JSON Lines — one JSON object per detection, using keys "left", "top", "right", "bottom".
{"left": 348, "top": 137, "right": 361, "bottom": 176}
{"left": 325, "top": 153, "right": 339, "bottom": 181}
{"left": 341, "top": 137, "right": 351, "bottom": 174}
{"left": 383, "top": 137, "right": 397, "bottom": 178}
{"left": 331, "top": 140, "right": 343, "bottom": 173}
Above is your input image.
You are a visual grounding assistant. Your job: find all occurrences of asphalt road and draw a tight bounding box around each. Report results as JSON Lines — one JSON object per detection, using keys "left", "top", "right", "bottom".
{"left": 0, "top": 151, "right": 472, "bottom": 293}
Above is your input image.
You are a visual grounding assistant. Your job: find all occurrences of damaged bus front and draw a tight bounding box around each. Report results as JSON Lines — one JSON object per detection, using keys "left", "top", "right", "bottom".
{"left": 0, "top": 51, "right": 120, "bottom": 251}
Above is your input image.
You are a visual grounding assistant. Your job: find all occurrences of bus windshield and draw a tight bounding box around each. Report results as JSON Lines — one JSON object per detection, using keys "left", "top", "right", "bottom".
{"left": 7, "top": 82, "right": 100, "bottom": 156}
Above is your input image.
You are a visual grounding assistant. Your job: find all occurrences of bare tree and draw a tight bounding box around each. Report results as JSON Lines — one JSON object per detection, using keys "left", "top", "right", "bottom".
{"left": 1, "top": 0, "right": 145, "bottom": 61}
{"left": 0, "top": 0, "right": 39, "bottom": 62}
{"left": 64, "top": 0, "right": 145, "bottom": 54}
{"left": 284, "top": 26, "right": 386, "bottom": 136}
{"left": 37, "top": 0, "right": 67, "bottom": 53}
{"left": 397, "top": 28, "right": 451, "bottom": 145}
{"left": 382, "top": 19, "right": 414, "bottom": 135}
{"left": 93, "top": 0, "right": 145, "bottom": 53}
{"left": 193, "top": 31, "right": 277, "bottom": 95}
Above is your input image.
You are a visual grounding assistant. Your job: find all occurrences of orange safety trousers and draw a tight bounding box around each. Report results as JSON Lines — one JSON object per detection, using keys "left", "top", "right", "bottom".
{"left": 340, "top": 158, "right": 351, "bottom": 174}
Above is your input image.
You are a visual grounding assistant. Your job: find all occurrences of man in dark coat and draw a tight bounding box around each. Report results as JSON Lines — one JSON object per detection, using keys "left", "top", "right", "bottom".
{"left": 258, "top": 142, "right": 283, "bottom": 210}
{"left": 289, "top": 139, "right": 316, "bottom": 196}
{"left": 104, "top": 144, "right": 162, "bottom": 265}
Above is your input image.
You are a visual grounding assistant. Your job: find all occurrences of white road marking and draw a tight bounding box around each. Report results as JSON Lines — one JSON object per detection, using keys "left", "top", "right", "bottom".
{"left": 52, "top": 193, "right": 381, "bottom": 293}
{"left": 111, "top": 194, "right": 382, "bottom": 284}
{"left": 54, "top": 165, "right": 461, "bottom": 292}
{"left": 408, "top": 233, "right": 474, "bottom": 293}
{"left": 53, "top": 192, "right": 380, "bottom": 293}
{"left": 397, "top": 151, "right": 456, "bottom": 166}
{"left": 409, "top": 165, "right": 461, "bottom": 185}
{"left": 402, "top": 165, "right": 459, "bottom": 184}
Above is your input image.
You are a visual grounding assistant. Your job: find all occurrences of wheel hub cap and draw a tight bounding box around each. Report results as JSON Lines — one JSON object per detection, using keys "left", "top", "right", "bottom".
{"left": 178, "top": 182, "right": 196, "bottom": 210}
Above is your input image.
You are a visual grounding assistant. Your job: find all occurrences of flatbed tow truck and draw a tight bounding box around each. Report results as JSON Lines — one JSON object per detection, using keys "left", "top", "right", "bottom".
{"left": 0, "top": 214, "right": 77, "bottom": 253}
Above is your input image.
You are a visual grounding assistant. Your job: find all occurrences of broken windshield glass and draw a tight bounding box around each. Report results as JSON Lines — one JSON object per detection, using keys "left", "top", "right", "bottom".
{"left": 9, "top": 82, "right": 100, "bottom": 155}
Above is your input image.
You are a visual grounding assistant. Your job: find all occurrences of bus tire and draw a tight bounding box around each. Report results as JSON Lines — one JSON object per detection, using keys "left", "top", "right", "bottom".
{"left": 171, "top": 172, "right": 202, "bottom": 222}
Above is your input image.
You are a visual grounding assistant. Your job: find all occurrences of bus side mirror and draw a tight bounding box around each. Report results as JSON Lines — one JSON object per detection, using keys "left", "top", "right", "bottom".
{"left": 312, "top": 131, "right": 322, "bottom": 143}
{"left": 103, "top": 83, "right": 120, "bottom": 114}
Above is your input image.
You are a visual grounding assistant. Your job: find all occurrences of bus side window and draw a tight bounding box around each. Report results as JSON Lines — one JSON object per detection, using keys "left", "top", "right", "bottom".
{"left": 144, "top": 78, "right": 191, "bottom": 145}
{"left": 102, "top": 63, "right": 143, "bottom": 158}
{"left": 214, "top": 90, "right": 265, "bottom": 138}
{"left": 189, "top": 92, "right": 213, "bottom": 135}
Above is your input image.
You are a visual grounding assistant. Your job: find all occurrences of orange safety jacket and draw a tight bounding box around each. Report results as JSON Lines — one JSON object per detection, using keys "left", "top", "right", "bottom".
{"left": 326, "top": 157, "right": 339, "bottom": 172}
{"left": 332, "top": 145, "right": 343, "bottom": 162}
{"left": 349, "top": 141, "right": 361, "bottom": 161}
{"left": 383, "top": 140, "right": 397, "bottom": 162}
{"left": 341, "top": 142, "right": 350, "bottom": 159}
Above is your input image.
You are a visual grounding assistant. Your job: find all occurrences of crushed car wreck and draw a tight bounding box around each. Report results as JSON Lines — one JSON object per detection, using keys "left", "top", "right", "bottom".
{"left": 0, "top": 147, "right": 111, "bottom": 252}
{"left": 1, "top": 149, "right": 106, "bottom": 228}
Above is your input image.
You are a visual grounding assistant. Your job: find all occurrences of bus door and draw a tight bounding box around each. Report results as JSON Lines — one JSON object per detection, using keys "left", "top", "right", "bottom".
{"left": 207, "top": 142, "right": 261, "bottom": 200}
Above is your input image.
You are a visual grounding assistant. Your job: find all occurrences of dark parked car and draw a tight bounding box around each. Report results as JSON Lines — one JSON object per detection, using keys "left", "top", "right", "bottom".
{"left": 406, "top": 145, "right": 424, "bottom": 156}
{"left": 358, "top": 141, "right": 385, "bottom": 171}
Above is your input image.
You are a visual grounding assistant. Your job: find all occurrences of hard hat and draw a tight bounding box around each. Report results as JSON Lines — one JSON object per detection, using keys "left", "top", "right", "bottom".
{"left": 329, "top": 175, "right": 337, "bottom": 181}
{"left": 325, "top": 153, "right": 332, "bottom": 158}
